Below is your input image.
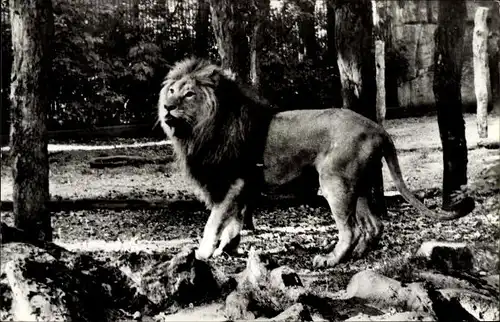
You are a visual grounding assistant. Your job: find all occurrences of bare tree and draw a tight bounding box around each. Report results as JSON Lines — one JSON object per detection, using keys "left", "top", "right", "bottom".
{"left": 334, "top": 0, "right": 386, "bottom": 217}
{"left": 249, "top": 0, "right": 270, "bottom": 93}
{"left": 433, "top": 0, "right": 475, "bottom": 216}
{"left": 208, "top": 0, "right": 250, "bottom": 81}
{"left": 9, "top": 0, "right": 53, "bottom": 241}
{"left": 195, "top": 0, "right": 210, "bottom": 58}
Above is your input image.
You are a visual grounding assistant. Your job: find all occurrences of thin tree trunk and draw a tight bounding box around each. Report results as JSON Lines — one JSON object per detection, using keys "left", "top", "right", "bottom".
{"left": 433, "top": 0, "right": 472, "bottom": 212}
{"left": 372, "top": 0, "right": 386, "bottom": 124}
{"left": 9, "top": 0, "right": 53, "bottom": 241}
{"left": 249, "top": 0, "right": 269, "bottom": 93}
{"left": 326, "top": 0, "right": 342, "bottom": 108}
{"left": 296, "top": 0, "right": 318, "bottom": 63}
{"left": 335, "top": 0, "right": 386, "bottom": 218}
{"left": 195, "top": 0, "right": 210, "bottom": 58}
{"left": 473, "top": 7, "right": 490, "bottom": 139}
{"left": 208, "top": 0, "right": 250, "bottom": 82}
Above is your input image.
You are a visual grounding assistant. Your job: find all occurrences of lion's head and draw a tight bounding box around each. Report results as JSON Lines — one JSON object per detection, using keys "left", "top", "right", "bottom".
{"left": 158, "top": 58, "right": 238, "bottom": 139}
{"left": 158, "top": 58, "right": 273, "bottom": 205}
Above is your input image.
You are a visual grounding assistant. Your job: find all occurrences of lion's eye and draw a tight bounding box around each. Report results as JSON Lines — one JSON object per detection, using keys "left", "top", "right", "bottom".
{"left": 184, "top": 91, "right": 195, "bottom": 98}
{"left": 169, "top": 88, "right": 174, "bottom": 94}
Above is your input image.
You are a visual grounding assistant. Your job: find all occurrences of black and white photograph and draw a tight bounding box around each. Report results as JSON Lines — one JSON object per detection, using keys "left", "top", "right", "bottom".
{"left": 0, "top": 0, "right": 499, "bottom": 320}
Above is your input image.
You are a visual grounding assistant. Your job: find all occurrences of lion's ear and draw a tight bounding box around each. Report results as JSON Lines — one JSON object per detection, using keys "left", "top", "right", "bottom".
{"left": 195, "top": 66, "right": 221, "bottom": 87}
{"left": 196, "top": 65, "right": 235, "bottom": 87}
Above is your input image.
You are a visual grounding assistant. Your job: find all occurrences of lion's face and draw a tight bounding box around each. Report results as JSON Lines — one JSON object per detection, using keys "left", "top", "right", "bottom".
{"left": 158, "top": 76, "right": 212, "bottom": 138}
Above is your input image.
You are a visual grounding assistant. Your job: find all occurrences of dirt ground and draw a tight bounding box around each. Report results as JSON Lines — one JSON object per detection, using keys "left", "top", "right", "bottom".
{"left": 1, "top": 113, "right": 499, "bottom": 291}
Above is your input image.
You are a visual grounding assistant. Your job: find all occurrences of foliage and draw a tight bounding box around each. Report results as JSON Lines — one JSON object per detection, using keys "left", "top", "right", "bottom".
{"left": 50, "top": 0, "right": 171, "bottom": 129}
{"left": 1, "top": 0, "right": 341, "bottom": 132}
{"left": 260, "top": 1, "right": 341, "bottom": 110}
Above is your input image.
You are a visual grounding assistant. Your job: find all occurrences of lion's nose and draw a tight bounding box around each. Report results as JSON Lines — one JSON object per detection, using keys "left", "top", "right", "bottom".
{"left": 164, "top": 104, "right": 176, "bottom": 112}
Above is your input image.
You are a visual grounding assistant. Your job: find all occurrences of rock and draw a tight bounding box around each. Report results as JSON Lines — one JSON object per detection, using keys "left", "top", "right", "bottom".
{"left": 345, "top": 270, "right": 434, "bottom": 314}
{"left": 1, "top": 242, "right": 155, "bottom": 322}
{"left": 224, "top": 248, "right": 307, "bottom": 320}
{"left": 156, "top": 303, "right": 226, "bottom": 321}
{"left": 141, "top": 247, "right": 235, "bottom": 309}
{"left": 416, "top": 271, "right": 498, "bottom": 297}
{"left": 4, "top": 249, "right": 71, "bottom": 321}
{"left": 439, "top": 288, "right": 499, "bottom": 321}
{"left": 345, "top": 311, "right": 435, "bottom": 321}
{"left": 416, "top": 241, "right": 473, "bottom": 272}
{"left": 299, "top": 294, "right": 383, "bottom": 321}
{"left": 224, "top": 290, "right": 254, "bottom": 321}
{"left": 269, "top": 266, "right": 303, "bottom": 290}
{"left": 269, "top": 303, "right": 312, "bottom": 322}
{"left": 482, "top": 275, "right": 499, "bottom": 291}
{"left": 0, "top": 273, "right": 12, "bottom": 321}
{"left": 469, "top": 244, "right": 499, "bottom": 274}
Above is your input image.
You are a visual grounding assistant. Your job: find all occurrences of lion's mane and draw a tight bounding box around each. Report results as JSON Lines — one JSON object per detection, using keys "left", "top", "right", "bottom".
{"left": 163, "top": 58, "right": 274, "bottom": 206}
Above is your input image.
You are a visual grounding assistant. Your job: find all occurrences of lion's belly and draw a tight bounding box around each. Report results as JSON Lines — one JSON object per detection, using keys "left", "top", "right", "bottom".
{"left": 261, "top": 109, "right": 330, "bottom": 186}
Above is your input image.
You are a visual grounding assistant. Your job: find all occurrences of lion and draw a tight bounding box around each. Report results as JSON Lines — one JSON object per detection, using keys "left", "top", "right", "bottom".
{"left": 158, "top": 58, "right": 456, "bottom": 268}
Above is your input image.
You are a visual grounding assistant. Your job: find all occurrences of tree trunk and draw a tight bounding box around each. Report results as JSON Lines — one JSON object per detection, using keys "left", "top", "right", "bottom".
{"left": 9, "top": 0, "right": 53, "bottom": 241}
{"left": 208, "top": 0, "right": 250, "bottom": 82}
{"left": 433, "top": 0, "right": 472, "bottom": 212}
{"left": 249, "top": 0, "right": 269, "bottom": 93}
{"left": 295, "top": 0, "right": 318, "bottom": 63}
{"left": 131, "top": 0, "right": 140, "bottom": 22}
{"left": 326, "top": 0, "right": 342, "bottom": 108}
{"left": 335, "top": 0, "right": 377, "bottom": 118}
{"left": 372, "top": 0, "right": 387, "bottom": 124}
{"left": 335, "top": 0, "right": 386, "bottom": 218}
{"left": 473, "top": 7, "right": 490, "bottom": 139}
{"left": 195, "top": 0, "right": 210, "bottom": 58}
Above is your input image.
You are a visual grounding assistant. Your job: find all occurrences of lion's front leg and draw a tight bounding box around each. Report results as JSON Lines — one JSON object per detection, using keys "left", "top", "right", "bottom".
{"left": 196, "top": 179, "right": 245, "bottom": 260}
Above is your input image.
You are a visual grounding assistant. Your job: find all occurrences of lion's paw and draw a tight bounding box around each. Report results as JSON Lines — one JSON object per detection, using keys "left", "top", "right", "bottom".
{"left": 313, "top": 254, "right": 341, "bottom": 268}
{"left": 195, "top": 244, "right": 215, "bottom": 260}
{"left": 212, "top": 247, "right": 223, "bottom": 258}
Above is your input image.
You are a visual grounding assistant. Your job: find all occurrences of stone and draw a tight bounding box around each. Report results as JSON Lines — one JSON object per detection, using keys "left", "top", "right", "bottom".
{"left": 345, "top": 270, "right": 434, "bottom": 314}
{"left": 345, "top": 311, "right": 435, "bottom": 321}
{"left": 224, "top": 248, "right": 308, "bottom": 320}
{"left": 1, "top": 242, "right": 155, "bottom": 322}
{"left": 416, "top": 271, "right": 497, "bottom": 297}
{"left": 269, "top": 303, "right": 312, "bottom": 322}
{"left": 141, "top": 247, "right": 234, "bottom": 309}
{"left": 224, "top": 290, "right": 254, "bottom": 321}
{"left": 469, "top": 244, "right": 499, "bottom": 273}
{"left": 416, "top": 241, "right": 474, "bottom": 272}
{"left": 4, "top": 250, "right": 70, "bottom": 321}
{"left": 439, "top": 288, "right": 499, "bottom": 321}
{"left": 482, "top": 275, "right": 499, "bottom": 291}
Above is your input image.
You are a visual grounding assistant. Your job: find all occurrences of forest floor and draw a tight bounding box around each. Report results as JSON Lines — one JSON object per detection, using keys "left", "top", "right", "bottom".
{"left": 0, "top": 113, "right": 499, "bottom": 320}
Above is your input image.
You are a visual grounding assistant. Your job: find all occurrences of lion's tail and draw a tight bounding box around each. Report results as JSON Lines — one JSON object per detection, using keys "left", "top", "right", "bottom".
{"left": 382, "top": 134, "right": 455, "bottom": 220}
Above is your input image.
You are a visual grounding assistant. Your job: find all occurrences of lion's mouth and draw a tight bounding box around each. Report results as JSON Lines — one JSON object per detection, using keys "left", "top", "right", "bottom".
{"left": 164, "top": 113, "right": 178, "bottom": 125}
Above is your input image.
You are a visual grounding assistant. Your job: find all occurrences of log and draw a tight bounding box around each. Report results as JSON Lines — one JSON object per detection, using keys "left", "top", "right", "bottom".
{"left": 473, "top": 7, "right": 490, "bottom": 139}
{"left": 89, "top": 155, "right": 175, "bottom": 168}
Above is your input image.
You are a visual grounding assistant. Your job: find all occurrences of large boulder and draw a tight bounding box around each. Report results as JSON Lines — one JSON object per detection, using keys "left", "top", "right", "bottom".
{"left": 0, "top": 242, "right": 154, "bottom": 321}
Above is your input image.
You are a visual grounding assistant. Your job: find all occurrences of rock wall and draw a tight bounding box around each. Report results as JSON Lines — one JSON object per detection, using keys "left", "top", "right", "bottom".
{"left": 385, "top": 0, "right": 500, "bottom": 111}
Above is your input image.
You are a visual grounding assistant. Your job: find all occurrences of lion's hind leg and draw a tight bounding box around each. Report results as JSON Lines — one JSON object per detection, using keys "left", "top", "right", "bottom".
{"left": 313, "top": 173, "right": 360, "bottom": 268}
{"left": 350, "top": 196, "right": 383, "bottom": 258}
